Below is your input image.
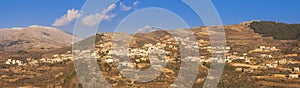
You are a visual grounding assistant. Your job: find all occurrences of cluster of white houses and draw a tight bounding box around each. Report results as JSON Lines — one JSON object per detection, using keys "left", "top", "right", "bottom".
{"left": 3, "top": 35, "right": 300, "bottom": 79}
{"left": 228, "top": 46, "right": 300, "bottom": 79}
{"left": 289, "top": 67, "right": 300, "bottom": 78}
{"left": 4, "top": 51, "right": 74, "bottom": 66}
{"left": 5, "top": 59, "right": 24, "bottom": 66}
{"left": 250, "top": 46, "right": 280, "bottom": 53}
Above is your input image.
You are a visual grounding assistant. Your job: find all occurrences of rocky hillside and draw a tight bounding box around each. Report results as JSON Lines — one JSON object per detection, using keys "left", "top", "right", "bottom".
{"left": 2, "top": 21, "right": 299, "bottom": 88}
{"left": 0, "top": 25, "right": 81, "bottom": 51}
{"left": 225, "top": 24, "right": 263, "bottom": 45}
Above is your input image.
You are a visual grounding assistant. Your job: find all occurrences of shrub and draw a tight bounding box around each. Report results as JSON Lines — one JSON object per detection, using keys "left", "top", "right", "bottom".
{"left": 17, "top": 50, "right": 28, "bottom": 54}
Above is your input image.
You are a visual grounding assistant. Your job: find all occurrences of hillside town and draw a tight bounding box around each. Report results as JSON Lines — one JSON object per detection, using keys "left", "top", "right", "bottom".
{"left": 1, "top": 30, "right": 299, "bottom": 87}
{"left": 0, "top": 22, "right": 299, "bottom": 87}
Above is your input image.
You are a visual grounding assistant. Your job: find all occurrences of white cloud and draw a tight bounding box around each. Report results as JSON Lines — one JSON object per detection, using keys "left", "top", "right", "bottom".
{"left": 81, "top": 4, "right": 116, "bottom": 26}
{"left": 81, "top": 13, "right": 116, "bottom": 26}
{"left": 133, "top": 1, "right": 139, "bottom": 7}
{"left": 53, "top": 9, "right": 81, "bottom": 26}
{"left": 104, "top": 4, "right": 117, "bottom": 13}
{"left": 120, "top": 2, "right": 132, "bottom": 11}
{"left": 133, "top": 1, "right": 139, "bottom": 10}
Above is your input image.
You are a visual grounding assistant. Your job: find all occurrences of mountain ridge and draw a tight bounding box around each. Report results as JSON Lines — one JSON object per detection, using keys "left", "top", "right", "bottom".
{"left": 0, "top": 25, "right": 81, "bottom": 51}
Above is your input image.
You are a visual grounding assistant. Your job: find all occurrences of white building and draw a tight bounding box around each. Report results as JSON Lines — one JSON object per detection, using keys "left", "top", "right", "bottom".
{"left": 233, "top": 52, "right": 238, "bottom": 55}
{"left": 105, "top": 59, "right": 114, "bottom": 63}
{"left": 289, "top": 74, "right": 299, "bottom": 78}
{"left": 260, "top": 46, "right": 266, "bottom": 50}
{"left": 293, "top": 67, "right": 300, "bottom": 72}
{"left": 12, "top": 60, "right": 16, "bottom": 65}
{"left": 238, "top": 57, "right": 245, "bottom": 60}
{"left": 53, "top": 54, "right": 59, "bottom": 57}
{"left": 5, "top": 59, "right": 12, "bottom": 65}
{"left": 266, "top": 63, "right": 278, "bottom": 68}
{"left": 225, "top": 58, "right": 232, "bottom": 63}
{"left": 16, "top": 60, "right": 23, "bottom": 66}
{"left": 245, "top": 58, "right": 251, "bottom": 63}
{"left": 226, "top": 47, "right": 231, "bottom": 50}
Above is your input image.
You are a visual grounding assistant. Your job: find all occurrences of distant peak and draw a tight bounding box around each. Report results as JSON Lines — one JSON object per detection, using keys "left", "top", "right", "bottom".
{"left": 29, "top": 25, "right": 51, "bottom": 28}
{"left": 241, "top": 20, "right": 261, "bottom": 24}
{"left": 28, "top": 25, "right": 40, "bottom": 27}
{"left": 250, "top": 20, "right": 261, "bottom": 22}
{"left": 240, "top": 20, "right": 262, "bottom": 26}
{"left": 28, "top": 25, "right": 58, "bottom": 30}
{"left": 11, "top": 27, "right": 24, "bottom": 30}
{"left": 138, "top": 26, "right": 163, "bottom": 33}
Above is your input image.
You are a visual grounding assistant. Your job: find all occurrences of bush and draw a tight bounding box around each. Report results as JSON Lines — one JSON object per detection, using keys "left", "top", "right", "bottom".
{"left": 17, "top": 50, "right": 28, "bottom": 54}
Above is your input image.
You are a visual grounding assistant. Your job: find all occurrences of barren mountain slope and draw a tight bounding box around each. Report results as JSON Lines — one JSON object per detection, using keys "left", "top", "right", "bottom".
{"left": 0, "top": 25, "right": 81, "bottom": 51}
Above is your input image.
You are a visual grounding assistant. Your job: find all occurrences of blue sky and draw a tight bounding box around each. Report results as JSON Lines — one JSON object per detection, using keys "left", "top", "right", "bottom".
{"left": 0, "top": 0, "right": 300, "bottom": 34}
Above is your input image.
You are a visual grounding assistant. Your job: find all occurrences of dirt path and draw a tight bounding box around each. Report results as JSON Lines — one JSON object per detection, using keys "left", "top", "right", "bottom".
{"left": 229, "top": 63, "right": 262, "bottom": 69}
